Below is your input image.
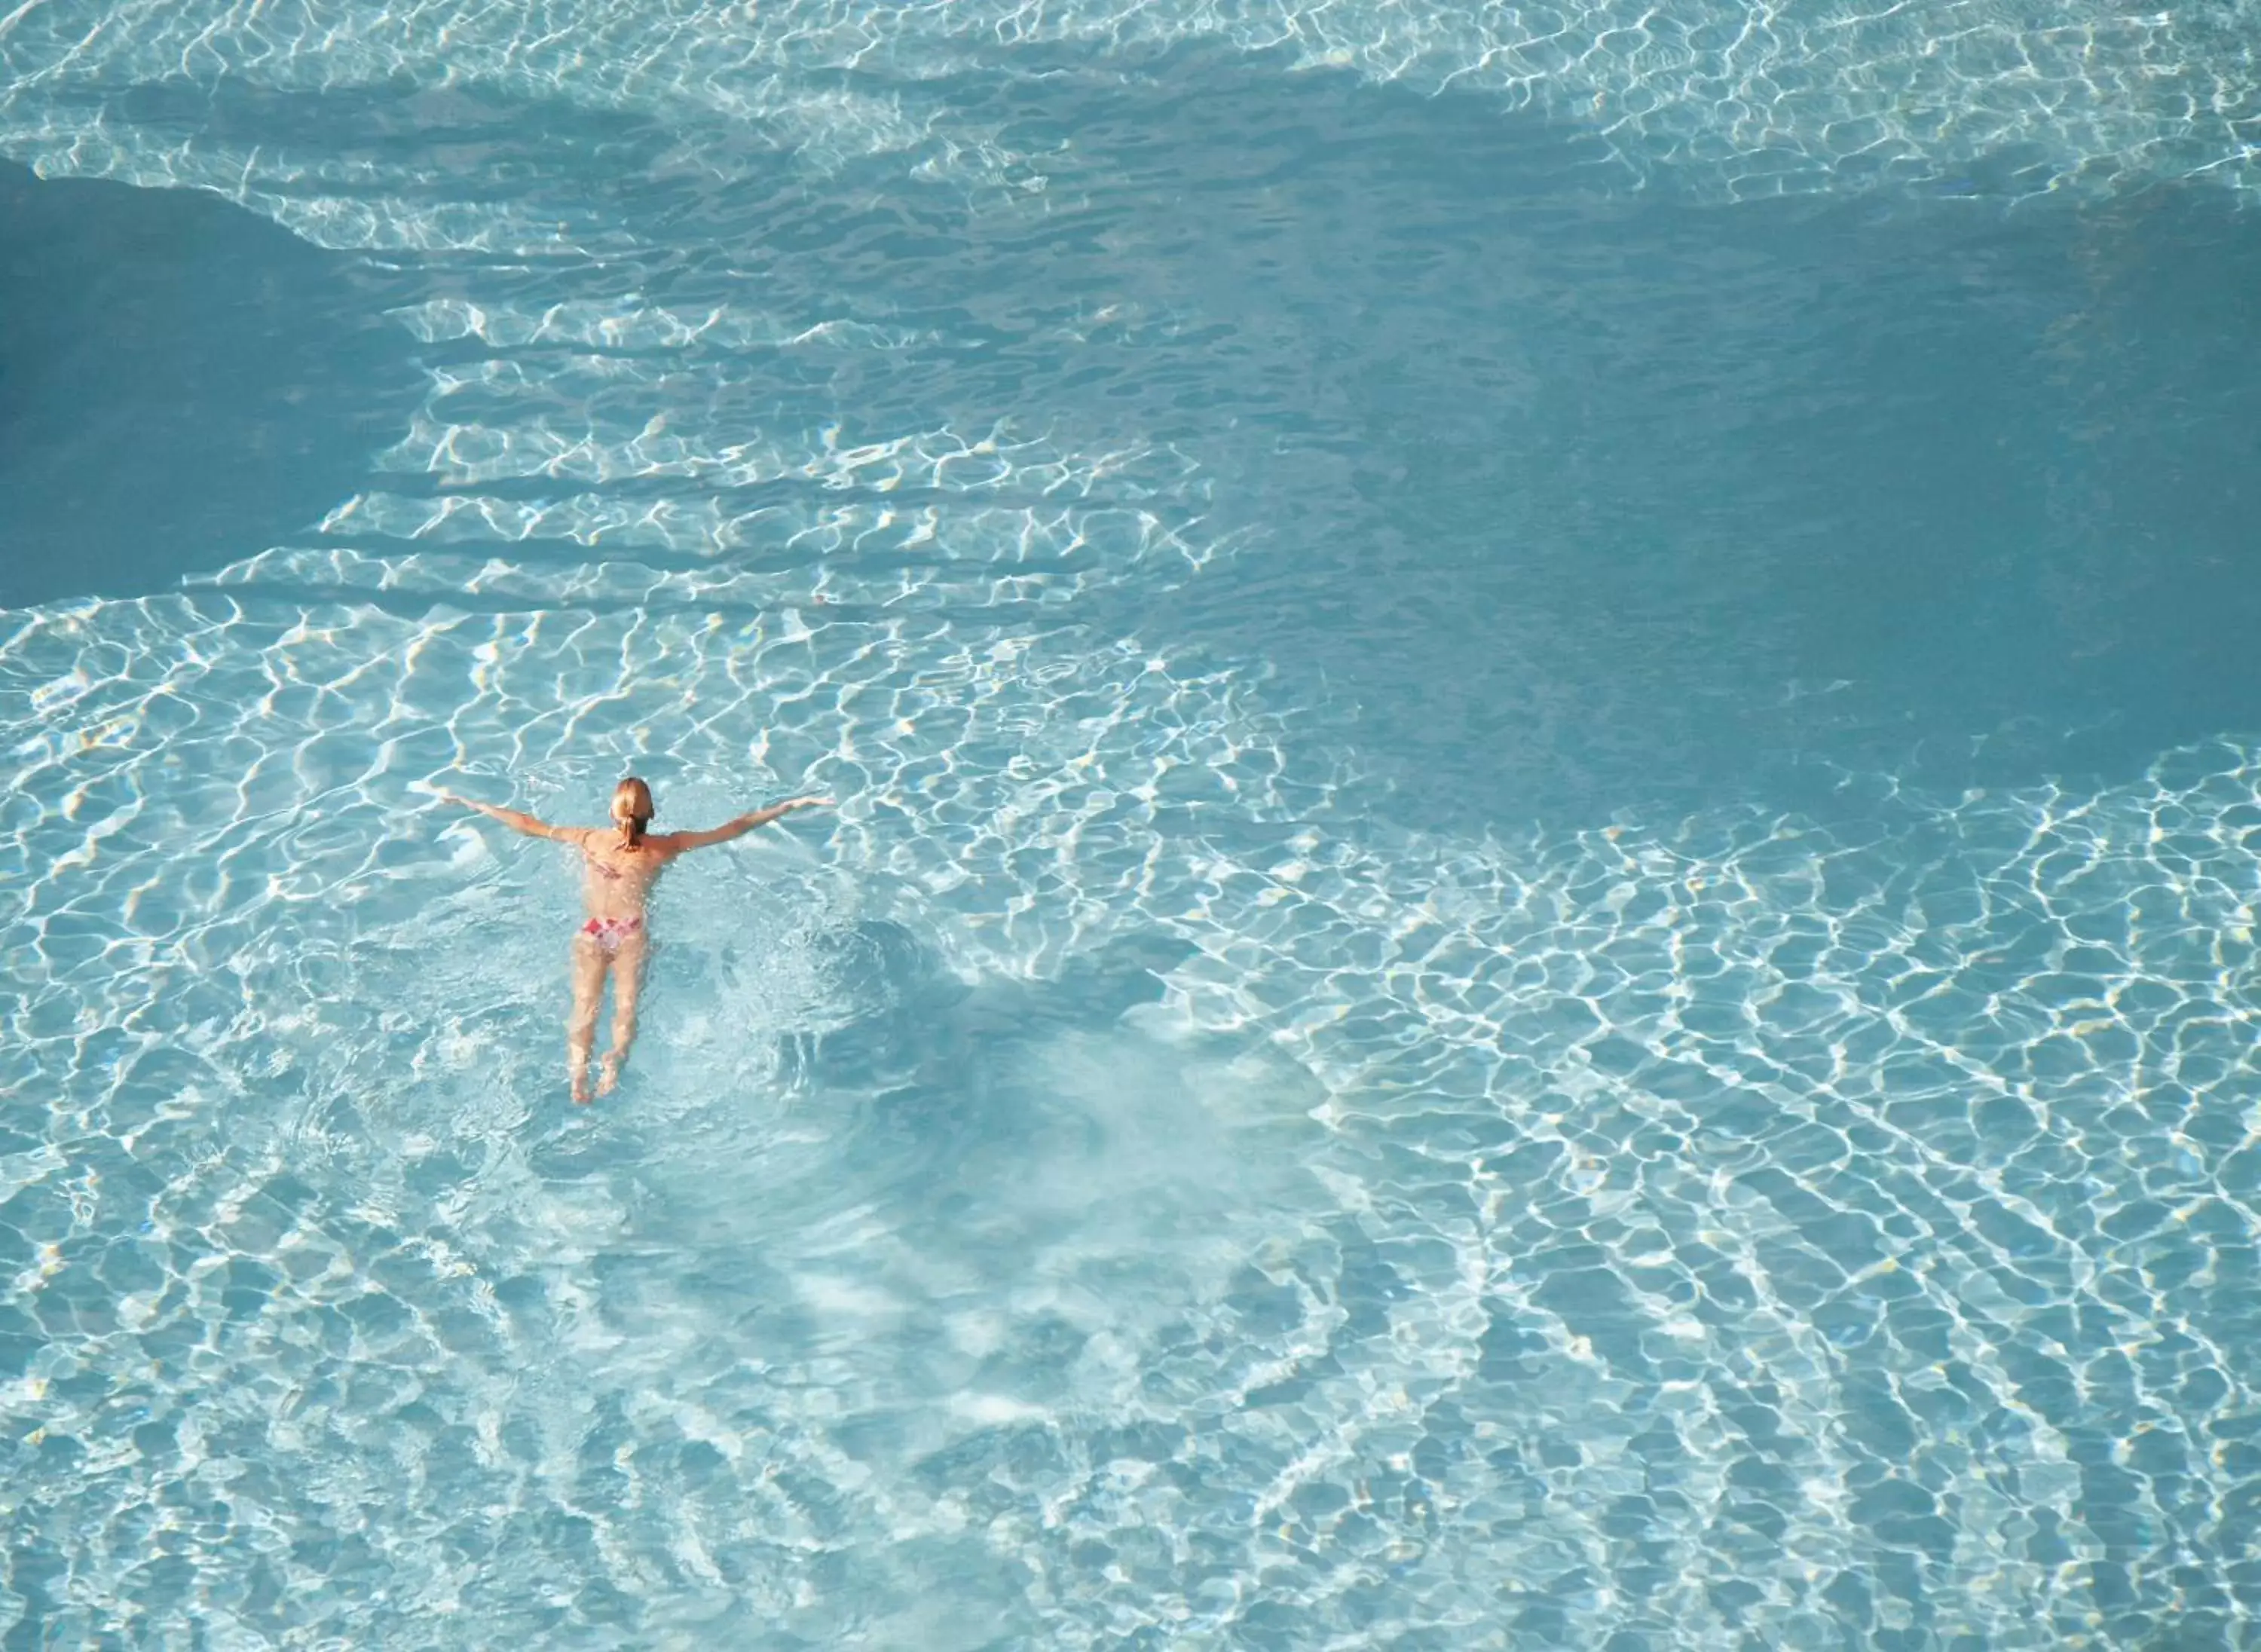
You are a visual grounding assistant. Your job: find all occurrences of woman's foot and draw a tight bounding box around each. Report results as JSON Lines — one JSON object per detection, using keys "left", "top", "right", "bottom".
{"left": 597, "top": 1050, "right": 626, "bottom": 1097}
{"left": 570, "top": 1060, "right": 595, "bottom": 1105}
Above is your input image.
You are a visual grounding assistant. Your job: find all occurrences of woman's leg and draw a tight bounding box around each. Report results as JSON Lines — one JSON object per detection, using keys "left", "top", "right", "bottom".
{"left": 567, "top": 937, "right": 607, "bottom": 1103}
{"left": 597, "top": 930, "right": 650, "bottom": 1096}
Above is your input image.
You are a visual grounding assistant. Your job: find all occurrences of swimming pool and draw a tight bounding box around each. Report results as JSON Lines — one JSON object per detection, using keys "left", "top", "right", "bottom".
{"left": 4, "top": 1, "right": 2261, "bottom": 1644}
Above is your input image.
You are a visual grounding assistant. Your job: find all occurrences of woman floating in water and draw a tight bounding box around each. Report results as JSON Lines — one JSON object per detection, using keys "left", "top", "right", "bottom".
{"left": 438, "top": 778, "right": 832, "bottom": 1102}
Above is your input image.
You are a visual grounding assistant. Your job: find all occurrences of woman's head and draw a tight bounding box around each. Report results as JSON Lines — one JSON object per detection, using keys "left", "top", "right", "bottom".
{"left": 611, "top": 776, "right": 655, "bottom": 844}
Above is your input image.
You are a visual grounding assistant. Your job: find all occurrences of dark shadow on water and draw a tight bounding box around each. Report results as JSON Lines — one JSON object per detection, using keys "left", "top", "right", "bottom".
{"left": 604, "top": 42, "right": 2261, "bottom": 828}
{"left": 970, "top": 58, "right": 2261, "bottom": 826}
{"left": 1142, "top": 167, "right": 2261, "bottom": 827}
{"left": 0, "top": 161, "right": 420, "bottom": 608}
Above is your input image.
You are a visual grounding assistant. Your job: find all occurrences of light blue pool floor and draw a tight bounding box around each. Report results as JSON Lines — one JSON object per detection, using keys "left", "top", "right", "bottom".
{"left": 5, "top": 7, "right": 2261, "bottom": 1649}
{"left": 9, "top": 596, "right": 2261, "bottom": 1647}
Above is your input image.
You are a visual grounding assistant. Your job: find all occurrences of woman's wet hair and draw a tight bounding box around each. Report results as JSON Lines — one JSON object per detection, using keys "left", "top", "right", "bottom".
{"left": 612, "top": 776, "right": 655, "bottom": 845}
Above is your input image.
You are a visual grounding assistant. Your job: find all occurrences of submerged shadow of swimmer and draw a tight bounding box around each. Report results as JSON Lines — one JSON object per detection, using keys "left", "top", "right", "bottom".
{"left": 433, "top": 777, "right": 832, "bottom": 1102}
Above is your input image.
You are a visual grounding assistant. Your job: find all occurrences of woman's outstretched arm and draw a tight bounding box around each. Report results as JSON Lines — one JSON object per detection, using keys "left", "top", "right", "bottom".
{"left": 659, "top": 797, "right": 833, "bottom": 852}
{"left": 437, "top": 791, "right": 579, "bottom": 841}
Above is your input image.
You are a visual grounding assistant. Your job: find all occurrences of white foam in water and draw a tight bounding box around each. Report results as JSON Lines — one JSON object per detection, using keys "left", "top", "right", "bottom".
{"left": 5, "top": 1, "right": 2261, "bottom": 1646}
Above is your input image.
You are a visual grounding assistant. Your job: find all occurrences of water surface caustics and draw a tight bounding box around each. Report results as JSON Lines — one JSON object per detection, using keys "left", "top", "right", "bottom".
{"left": 2, "top": 0, "right": 2259, "bottom": 199}
{"left": 5, "top": 2, "right": 2261, "bottom": 1648}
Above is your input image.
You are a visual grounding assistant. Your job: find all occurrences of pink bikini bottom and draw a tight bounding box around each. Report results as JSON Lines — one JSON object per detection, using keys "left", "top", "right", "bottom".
{"left": 580, "top": 916, "right": 644, "bottom": 953}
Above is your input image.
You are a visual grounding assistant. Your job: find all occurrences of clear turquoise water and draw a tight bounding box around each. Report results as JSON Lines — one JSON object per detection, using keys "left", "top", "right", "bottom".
{"left": 5, "top": 4, "right": 2261, "bottom": 1647}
